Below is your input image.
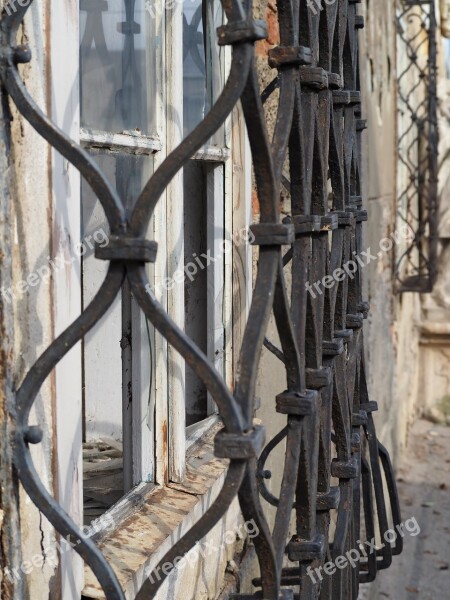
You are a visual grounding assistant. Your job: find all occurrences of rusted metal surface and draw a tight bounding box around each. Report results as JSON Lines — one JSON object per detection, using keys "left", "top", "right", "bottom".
{"left": 0, "top": 0, "right": 403, "bottom": 598}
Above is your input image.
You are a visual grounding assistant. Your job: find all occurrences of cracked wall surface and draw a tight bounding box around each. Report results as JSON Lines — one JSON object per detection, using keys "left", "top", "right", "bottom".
{"left": 0, "top": 0, "right": 59, "bottom": 597}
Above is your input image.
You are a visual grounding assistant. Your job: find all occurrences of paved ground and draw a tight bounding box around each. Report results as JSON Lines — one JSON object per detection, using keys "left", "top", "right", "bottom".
{"left": 371, "top": 419, "right": 450, "bottom": 600}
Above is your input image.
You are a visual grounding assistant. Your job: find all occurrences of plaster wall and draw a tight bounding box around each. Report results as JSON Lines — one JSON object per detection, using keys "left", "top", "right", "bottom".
{"left": 0, "top": 1, "right": 59, "bottom": 597}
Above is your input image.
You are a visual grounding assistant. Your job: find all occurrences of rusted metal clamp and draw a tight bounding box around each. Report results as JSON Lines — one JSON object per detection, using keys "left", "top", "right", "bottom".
{"left": 352, "top": 410, "right": 368, "bottom": 427}
{"left": 268, "top": 45, "right": 312, "bottom": 69}
{"left": 214, "top": 425, "right": 266, "bottom": 459}
{"left": 354, "top": 209, "right": 368, "bottom": 223}
{"left": 327, "top": 71, "right": 343, "bottom": 90}
{"left": 287, "top": 214, "right": 321, "bottom": 235}
{"left": 306, "top": 367, "right": 333, "bottom": 389}
{"left": 95, "top": 237, "right": 158, "bottom": 262}
{"left": 276, "top": 389, "right": 317, "bottom": 416}
{"left": 346, "top": 313, "right": 364, "bottom": 330}
{"left": 318, "top": 214, "right": 339, "bottom": 232}
{"left": 358, "top": 301, "right": 370, "bottom": 318}
{"left": 317, "top": 486, "right": 341, "bottom": 511}
{"left": 288, "top": 534, "right": 326, "bottom": 562}
{"left": 300, "top": 66, "right": 329, "bottom": 90}
{"left": 217, "top": 20, "right": 268, "bottom": 46}
{"left": 322, "top": 338, "right": 345, "bottom": 357}
{"left": 357, "top": 118, "right": 368, "bottom": 131}
{"left": 360, "top": 401, "right": 378, "bottom": 413}
{"left": 331, "top": 457, "right": 359, "bottom": 479}
{"left": 335, "top": 328, "right": 354, "bottom": 340}
{"left": 250, "top": 222, "right": 295, "bottom": 245}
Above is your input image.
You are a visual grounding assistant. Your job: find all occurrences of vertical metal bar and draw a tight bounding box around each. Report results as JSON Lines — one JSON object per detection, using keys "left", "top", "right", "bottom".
{"left": 121, "top": 281, "right": 134, "bottom": 493}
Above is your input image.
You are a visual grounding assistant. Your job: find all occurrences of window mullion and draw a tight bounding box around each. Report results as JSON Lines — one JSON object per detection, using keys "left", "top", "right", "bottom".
{"left": 224, "top": 140, "right": 234, "bottom": 390}
{"left": 206, "top": 163, "right": 225, "bottom": 415}
{"left": 51, "top": 1, "right": 84, "bottom": 597}
{"left": 230, "top": 104, "right": 253, "bottom": 379}
{"left": 166, "top": 0, "right": 187, "bottom": 484}
{"left": 223, "top": 39, "right": 234, "bottom": 389}
{"left": 80, "top": 128, "right": 162, "bottom": 154}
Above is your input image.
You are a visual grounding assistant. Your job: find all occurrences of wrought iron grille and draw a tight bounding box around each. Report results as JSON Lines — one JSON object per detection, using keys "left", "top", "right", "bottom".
{"left": 396, "top": 0, "right": 439, "bottom": 292}
{"left": 0, "top": 0, "right": 403, "bottom": 598}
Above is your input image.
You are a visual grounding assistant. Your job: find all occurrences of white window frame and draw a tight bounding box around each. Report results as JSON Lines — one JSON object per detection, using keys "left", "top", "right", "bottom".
{"left": 51, "top": 2, "right": 83, "bottom": 597}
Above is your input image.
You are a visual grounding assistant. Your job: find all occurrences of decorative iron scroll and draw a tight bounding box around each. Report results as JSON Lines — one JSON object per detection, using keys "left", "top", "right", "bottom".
{"left": 0, "top": 0, "right": 402, "bottom": 598}
{"left": 396, "top": 0, "right": 439, "bottom": 292}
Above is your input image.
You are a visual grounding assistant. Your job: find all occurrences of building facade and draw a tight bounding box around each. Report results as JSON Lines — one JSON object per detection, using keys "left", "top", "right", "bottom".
{"left": 0, "top": 0, "right": 449, "bottom": 599}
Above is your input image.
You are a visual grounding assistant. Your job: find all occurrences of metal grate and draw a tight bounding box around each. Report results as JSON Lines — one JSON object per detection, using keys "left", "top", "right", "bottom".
{"left": 0, "top": 0, "right": 403, "bottom": 598}
{"left": 396, "top": 0, "right": 439, "bottom": 292}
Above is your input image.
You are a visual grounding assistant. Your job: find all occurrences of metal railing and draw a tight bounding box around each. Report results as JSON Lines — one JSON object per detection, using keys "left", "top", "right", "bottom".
{"left": 0, "top": 0, "right": 402, "bottom": 598}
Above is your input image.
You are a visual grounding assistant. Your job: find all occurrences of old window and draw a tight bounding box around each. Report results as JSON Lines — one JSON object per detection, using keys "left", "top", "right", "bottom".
{"left": 80, "top": 0, "right": 159, "bottom": 521}
{"left": 183, "top": 0, "right": 228, "bottom": 427}
{"left": 78, "top": 0, "right": 233, "bottom": 524}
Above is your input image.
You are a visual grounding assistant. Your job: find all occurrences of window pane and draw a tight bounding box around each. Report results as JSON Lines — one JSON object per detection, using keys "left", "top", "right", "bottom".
{"left": 81, "top": 152, "right": 154, "bottom": 522}
{"left": 184, "top": 160, "right": 208, "bottom": 425}
{"left": 80, "top": 0, "right": 156, "bottom": 134}
{"left": 183, "top": 0, "right": 225, "bottom": 137}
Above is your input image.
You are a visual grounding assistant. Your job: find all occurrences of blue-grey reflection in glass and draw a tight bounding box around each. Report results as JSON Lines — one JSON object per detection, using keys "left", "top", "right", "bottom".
{"left": 80, "top": 0, "right": 156, "bottom": 134}
{"left": 183, "top": 0, "right": 224, "bottom": 137}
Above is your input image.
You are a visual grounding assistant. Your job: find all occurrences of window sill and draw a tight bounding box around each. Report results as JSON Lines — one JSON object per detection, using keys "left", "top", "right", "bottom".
{"left": 82, "top": 421, "right": 231, "bottom": 599}
{"left": 191, "top": 145, "right": 230, "bottom": 162}
{"left": 80, "top": 128, "right": 162, "bottom": 155}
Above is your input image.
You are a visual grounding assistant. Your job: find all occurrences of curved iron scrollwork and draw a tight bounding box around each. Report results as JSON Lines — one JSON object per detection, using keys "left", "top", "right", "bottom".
{"left": 0, "top": 0, "right": 403, "bottom": 599}
{"left": 396, "top": 0, "right": 439, "bottom": 293}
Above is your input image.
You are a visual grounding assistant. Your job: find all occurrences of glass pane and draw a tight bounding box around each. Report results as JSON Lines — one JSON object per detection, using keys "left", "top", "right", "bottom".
{"left": 80, "top": 0, "right": 156, "bottom": 134}
{"left": 183, "top": 0, "right": 225, "bottom": 137}
{"left": 183, "top": 160, "right": 208, "bottom": 425}
{"left": 81, "top": 152, "right": 154, "bottom": 522}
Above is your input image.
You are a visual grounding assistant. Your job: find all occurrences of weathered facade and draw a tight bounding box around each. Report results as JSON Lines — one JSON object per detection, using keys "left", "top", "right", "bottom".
{"left": 0, "top": 0, "right": 449, "bottom": 599}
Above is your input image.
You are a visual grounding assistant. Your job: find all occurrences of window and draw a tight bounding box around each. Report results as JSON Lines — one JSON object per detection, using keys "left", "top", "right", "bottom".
{"left": 80, "top": 0, "right": 159, "bottom": 521}
{"left": 78, "top": 0, "right": 234, "bottom": 524}
{"left": 183, "top": 0, "right": 228, "bottom": 426}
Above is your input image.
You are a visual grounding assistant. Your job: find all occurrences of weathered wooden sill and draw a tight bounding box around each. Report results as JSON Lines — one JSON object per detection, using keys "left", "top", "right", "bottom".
{"left": 81, "top": 421, "right": 229, "bottom": 599}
